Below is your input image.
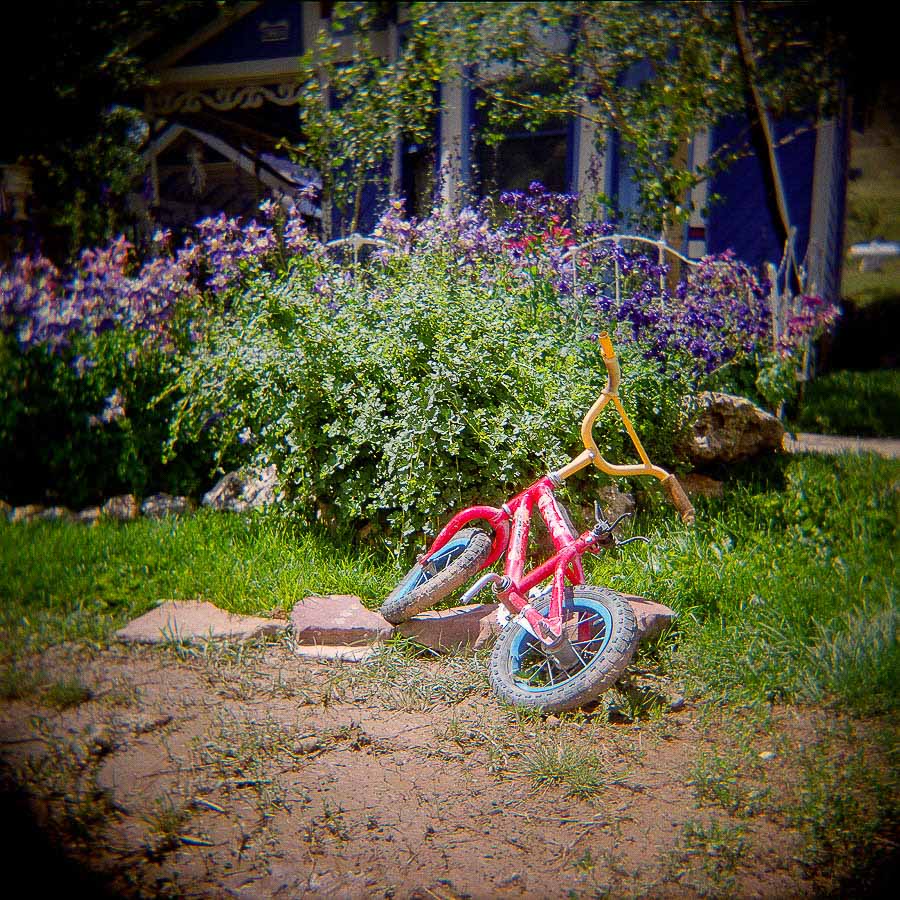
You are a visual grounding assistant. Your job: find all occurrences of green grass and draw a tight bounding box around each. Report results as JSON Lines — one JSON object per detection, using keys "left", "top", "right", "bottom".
{"left": 841, "top": 258, "right": 900, "bottom": 308}
{"left": 42, "top": 676, "right": 93, "bottom": 710}
{"left": 0, "top": 509, "right": 400, "bottom": 658}
{"left": 521, "top": 742, "right": 614, "bottom": 798}
{"left": 2, "top": 455, "right": 898, "bottom": 718}
{"left": 791, "top": 369, "right": 900, "bottom": 437}
{"left": 584, "top": 452, "right": 899, "bottom": 715}
{"left": 842, "top": 132, "right": 900, "bottom": 306}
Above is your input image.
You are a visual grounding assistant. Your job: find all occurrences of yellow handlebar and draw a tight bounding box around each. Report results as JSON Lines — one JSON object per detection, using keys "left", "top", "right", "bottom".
{"left": 552, "top": 332, "right": 695, "bottom": 525}
{"left": 599, "top": 332, "right": 615, "bottom": 360}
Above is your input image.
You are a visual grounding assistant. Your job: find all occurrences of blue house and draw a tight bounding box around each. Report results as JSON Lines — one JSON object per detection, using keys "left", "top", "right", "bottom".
{"left": 138, "top": 0, "right": 849, "bottom": 301}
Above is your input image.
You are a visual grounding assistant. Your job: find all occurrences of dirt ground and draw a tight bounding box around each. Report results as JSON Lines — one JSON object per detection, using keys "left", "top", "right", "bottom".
{"left": 0, "top": 638, "right": 891, "bottom": 898}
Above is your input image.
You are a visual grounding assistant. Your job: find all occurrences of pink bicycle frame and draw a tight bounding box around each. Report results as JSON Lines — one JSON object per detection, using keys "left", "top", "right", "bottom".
{"left": 416, "top": 332, "right": 695, "bottom": 646}
{"left": 420, "top": 475, "right": 603, "bottom": 645}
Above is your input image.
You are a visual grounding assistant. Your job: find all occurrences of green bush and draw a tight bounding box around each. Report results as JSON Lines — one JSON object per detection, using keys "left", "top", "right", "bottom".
{"left": 170, "top": 250, "right": 691, "bottom": 547}
{"left": 0, "top": 330, "right": 225, "bottom": 507}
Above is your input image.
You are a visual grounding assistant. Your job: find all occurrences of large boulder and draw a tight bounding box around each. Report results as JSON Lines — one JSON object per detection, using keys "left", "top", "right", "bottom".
{"left": 680, "top": 392, "right": 785, "bottom": 465}
{"left": 202, "top": 464, "right": 279, "bottom": 512}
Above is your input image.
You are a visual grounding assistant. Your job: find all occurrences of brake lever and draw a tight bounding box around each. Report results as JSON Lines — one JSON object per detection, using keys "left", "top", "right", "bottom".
{"left": 615, "top": 534, "right": 650, "bottom": 547}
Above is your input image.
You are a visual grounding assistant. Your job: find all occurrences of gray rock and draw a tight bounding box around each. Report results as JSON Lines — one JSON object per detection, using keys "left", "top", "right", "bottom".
{"left": 141, "top": 493, "right": 196, "bottom": 519}
{"left": 680, "top": 473, "right": 724, "bottom": 498}
{"left": 115, "top": 600, "right": 286, "bottom": 644}
{"left": 680, "top": 392, "right": 785, "bottom": 464}
{"left": 596, "top": 483, "right": 637, "bottom": 521}
{"left": 202, "top": 464, "right": 279, "bottom": 512}
{"left": 290, "top": 594, "right": 393, "bottom": 646}
{"left": 9, "top": 504, "right": 45, "bottom": 523}
{"left": 101, "top": 494, "right": 140, "bottom": 521}
{"left": 38, "top": 506, "right": 75, "bottom": 522}
{"left": 74, "top": 506, "right": 101, "bottom": 525}
{"left": 398, "top": 603, "right": 500, "bottom": 651}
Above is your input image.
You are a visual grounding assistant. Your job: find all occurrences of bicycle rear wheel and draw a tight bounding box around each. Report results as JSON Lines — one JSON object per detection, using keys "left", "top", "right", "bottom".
{"left": 380, "top": 528, "right": 493, "bottom": 624}
{"left": 488, "top": 586, "right": 638, "bottom": 712}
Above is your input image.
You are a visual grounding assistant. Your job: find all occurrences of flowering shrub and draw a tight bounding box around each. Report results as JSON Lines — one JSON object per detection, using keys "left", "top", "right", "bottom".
{"left": 169, "top": 248, "right": 689, "bottom": 546}
{"left": 0, "top": 205, "right": 315, "bottom": 506}
{"left": 1, "top": 183, "right": 838, "bottom": 519}
{"left": 371, "top": 183, "right": 837, "bottom": 395}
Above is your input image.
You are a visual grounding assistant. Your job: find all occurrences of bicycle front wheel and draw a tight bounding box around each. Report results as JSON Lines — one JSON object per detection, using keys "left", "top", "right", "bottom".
{"left": 380, "top": 528, "right": 493, "bottom": 624}
{"left": 489, "top": 586, "right": 638, "bottom": 712}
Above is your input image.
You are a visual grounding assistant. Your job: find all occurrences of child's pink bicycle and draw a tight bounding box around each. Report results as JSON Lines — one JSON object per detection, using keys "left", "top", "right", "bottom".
{"left": 381, "top": 333, "right": 695, "bottom": 712}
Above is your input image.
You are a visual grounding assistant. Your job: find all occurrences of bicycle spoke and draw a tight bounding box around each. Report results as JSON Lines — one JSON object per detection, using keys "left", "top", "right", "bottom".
{"left": 416, "top": 545, "right": 466, "bottom": 588}
{"left": 568, "top": 643, "right": 589, "bottom": 669}
{"left": 520, "top": 658, "right": 552, "bottom": 685}
{"left": 545, "top": 662, "right": 558, "bottom": 686}
{"left": 571, "top": 634, "right": 605, "bottom": 648}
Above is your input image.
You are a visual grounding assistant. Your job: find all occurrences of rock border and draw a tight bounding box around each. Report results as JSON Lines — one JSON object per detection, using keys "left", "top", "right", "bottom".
{"left": 114, "top": 594, "right": 676, "bottom": 657}
{"left": 2, "top": 467, "right": 279, "bottom": 525}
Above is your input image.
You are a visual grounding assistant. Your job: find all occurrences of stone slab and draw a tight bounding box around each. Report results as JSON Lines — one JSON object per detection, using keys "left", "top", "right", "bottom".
{"left": 398, "top": 604, "right": 499, "bottom": 651}
{"left": 115, "top": 600, "right": 286, "bottom": 644}
{"left": 293, "top": 644, "right": 376, "bottom": 662}
{"left": 469, "top": 596, "right": 675, "bottom": 647}
{"left": 476, "top": 610, "right": 503, "bottom": 649}
{"left": 623, "top": 595, "right": 677, "bottom": 640}
{"left": 290, "top": 594, "right": 394, "bottom": 646}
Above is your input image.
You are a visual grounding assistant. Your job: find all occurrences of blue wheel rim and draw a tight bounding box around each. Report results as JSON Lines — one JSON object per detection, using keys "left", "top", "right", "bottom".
{"left": 509, "top": 597, "right": 613, "bottom": 694}
{"left": 393, "top": 534, "right": 476, "bottom": 600}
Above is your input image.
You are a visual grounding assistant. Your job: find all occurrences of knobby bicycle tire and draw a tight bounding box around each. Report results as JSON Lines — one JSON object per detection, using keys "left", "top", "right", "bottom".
{"left": 488, "top": 586, "right": 638, "bottom": 712}
{"left": 380, "top": 528, "right": 493, "bottom": 624}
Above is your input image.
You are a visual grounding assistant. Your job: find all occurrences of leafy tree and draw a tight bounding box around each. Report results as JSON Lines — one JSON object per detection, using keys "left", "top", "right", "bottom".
{"left": 424, "top": 0, "right": 849, "bottom": 232}
{"left": 1, "top": 1, "right": 221, "bottom": 259}
{"left": 288, "top": 2, "right": 442, "bottom": 238}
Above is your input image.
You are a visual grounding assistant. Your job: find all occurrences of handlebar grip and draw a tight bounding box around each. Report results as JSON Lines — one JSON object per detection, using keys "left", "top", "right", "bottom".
{"left": 662, "top": 474, "right": 696, "bottom": 525}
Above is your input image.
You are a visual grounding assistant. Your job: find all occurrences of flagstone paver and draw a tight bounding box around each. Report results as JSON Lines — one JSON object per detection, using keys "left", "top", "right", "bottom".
{"left": 115, "top": 600, "right": 286, "bottom": 644}
{"left": 290, "top": 594, "right": 393, "bottom": 646}
{"left": 624, "top": 595, "right": 677, "bottom": 640}
{"left": 398, "top": 604, "right": 499, "bottom": 651}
